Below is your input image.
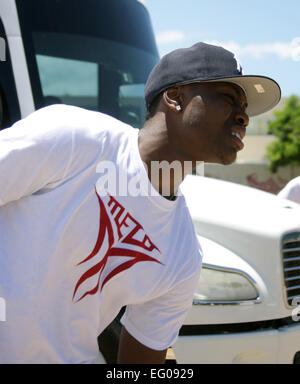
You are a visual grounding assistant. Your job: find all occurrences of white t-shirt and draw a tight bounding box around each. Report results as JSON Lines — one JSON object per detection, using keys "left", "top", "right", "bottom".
{"left": 278, "top": 176, "right": 300, "bottom": 204}
{"left": 0, "top": 105, "right": 202, "bottom": 364}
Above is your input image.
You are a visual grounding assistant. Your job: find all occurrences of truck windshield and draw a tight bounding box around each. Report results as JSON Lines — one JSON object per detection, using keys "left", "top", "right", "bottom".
{"left": 16, "top": 0, "right": 159, "bottom": 128}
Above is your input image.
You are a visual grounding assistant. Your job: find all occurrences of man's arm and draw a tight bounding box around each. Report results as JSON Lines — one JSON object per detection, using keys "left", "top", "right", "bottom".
{"left": 117, "top": 326, "right": 167, "bottom": 364}
{"left": 0, "top": 107, "right": 74, "bottom": 207}
{"left": 118, "top": 255, "right": 201, "bottom": 364}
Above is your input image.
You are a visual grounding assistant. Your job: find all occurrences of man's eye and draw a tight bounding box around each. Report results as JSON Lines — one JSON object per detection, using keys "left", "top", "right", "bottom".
{"left": 222, "top": 94, "right": 235, "bottom": 104}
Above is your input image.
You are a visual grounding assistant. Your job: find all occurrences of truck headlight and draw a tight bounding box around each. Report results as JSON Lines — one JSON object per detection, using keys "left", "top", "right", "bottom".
{"left": 193, "top": 266, "right": 260, "bottom": 305}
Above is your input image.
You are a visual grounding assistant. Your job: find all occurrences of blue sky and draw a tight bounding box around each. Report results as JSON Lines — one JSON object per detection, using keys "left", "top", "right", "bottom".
{"left": 144, "top": 0, "right": 300, "bottom": 97}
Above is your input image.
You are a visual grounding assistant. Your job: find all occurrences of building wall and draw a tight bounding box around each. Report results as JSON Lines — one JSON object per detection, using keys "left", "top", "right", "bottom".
{"left": 203, "top": 162, "right": 300, "bottom": 195}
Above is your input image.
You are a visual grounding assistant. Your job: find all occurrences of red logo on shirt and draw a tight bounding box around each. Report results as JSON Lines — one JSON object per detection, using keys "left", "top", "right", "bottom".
{"left": 73, "top": 189, "right": 162, "bottom": 302}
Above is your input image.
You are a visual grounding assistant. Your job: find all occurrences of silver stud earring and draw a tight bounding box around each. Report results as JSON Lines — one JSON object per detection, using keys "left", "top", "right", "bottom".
{"left": 176, "top": 105, "right": 182, "bottom": 111}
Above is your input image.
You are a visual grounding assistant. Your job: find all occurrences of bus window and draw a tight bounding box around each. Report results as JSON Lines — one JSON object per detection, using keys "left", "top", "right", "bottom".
{"left": 16, "top": 0, "right": 159, "bottom": 128}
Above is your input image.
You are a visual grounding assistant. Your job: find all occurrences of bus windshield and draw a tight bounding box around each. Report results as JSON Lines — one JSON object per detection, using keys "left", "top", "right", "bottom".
{"left": 16, "top": 0, "right": 159, "bottom": 128}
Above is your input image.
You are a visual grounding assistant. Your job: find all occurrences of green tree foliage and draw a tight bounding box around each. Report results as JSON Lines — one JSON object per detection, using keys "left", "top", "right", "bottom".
{"left": 266, "top": 95, "right": 300, "bottom": 173}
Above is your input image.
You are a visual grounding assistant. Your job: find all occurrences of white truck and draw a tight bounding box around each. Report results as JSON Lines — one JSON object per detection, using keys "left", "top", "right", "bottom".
{"left": 179, "top": 175, "right": 300, "bottom": 364}
{"left": 1, "top": 0, "right": 300, "bottom": 364}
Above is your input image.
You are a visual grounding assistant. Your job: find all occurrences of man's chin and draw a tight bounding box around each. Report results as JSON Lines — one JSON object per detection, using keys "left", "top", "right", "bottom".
{"left": 216, "top": 151, "right": 237, "bottom": 165}
{"left": 202, "top": 149, "right": 238, "bottom": 165}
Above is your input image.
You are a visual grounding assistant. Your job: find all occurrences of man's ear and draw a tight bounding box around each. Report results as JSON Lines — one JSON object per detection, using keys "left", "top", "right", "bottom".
{"left": 163, "top": 87, "right": 183, "bottom": 112}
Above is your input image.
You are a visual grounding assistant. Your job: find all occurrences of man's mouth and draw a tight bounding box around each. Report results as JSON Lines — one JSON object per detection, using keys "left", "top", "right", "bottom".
{"left": 231, "top": 131, "right": 244, "bottom": 150}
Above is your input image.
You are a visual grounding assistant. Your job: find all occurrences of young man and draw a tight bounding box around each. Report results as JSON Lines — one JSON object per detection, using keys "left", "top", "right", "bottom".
{"left": 0, "top": 42, "right": 281, "bottom": 364}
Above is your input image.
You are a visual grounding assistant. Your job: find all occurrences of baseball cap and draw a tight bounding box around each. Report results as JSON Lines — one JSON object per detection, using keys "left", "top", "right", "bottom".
{"left": 145, "top": 42, "right": 281, "bottom": 117}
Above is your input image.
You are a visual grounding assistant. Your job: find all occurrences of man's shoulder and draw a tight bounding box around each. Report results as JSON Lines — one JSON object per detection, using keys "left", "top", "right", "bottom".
{"left": 280, "top": 176, "right": 300, "bottom": 194}
{"left": 289, "top": 176, "right": 300, "bottom": 188}
{"left": 18, "top": 104, "right": 136, "bottom": 143}
{"left": 31, "top": 104, "right": 133, "bottom": 130}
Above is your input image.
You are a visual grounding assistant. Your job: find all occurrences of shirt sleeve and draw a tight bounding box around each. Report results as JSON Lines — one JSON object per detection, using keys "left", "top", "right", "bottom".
{"left": 120, "top": 264, "right": 201, "bottom": 351}
{"left": 0, "top": 105, "right": 76, "bottom": 206}
{"left": 0, "top": 104, "right": 110, "bottom": 207}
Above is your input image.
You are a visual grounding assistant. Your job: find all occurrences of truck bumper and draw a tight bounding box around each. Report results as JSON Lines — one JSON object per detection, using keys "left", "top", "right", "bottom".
{"left": 173, "top": 321, "right": 300, "bottom": 364}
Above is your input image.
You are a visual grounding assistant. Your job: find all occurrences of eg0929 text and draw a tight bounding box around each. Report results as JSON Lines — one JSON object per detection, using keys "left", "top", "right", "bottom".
{"left": 150, "top": 368, "right": 193, "bottom": 379}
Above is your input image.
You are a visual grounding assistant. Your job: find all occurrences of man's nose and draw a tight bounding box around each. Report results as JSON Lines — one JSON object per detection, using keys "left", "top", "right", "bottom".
{"left": 235, "top": 110, "right": 249, "bottom": 128}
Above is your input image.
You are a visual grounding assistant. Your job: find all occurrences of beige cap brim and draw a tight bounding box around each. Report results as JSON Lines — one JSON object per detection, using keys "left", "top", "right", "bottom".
{"left": 205, "top": 75, "right": 281, "bottom": 117}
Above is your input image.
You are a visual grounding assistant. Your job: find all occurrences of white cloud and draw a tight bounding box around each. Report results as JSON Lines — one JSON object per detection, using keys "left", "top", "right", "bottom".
{"left": 204, "top": 38, "right": 300, "bottom": 61}
{"left": 156, "top": 30, "right": 185, "bottom": 45}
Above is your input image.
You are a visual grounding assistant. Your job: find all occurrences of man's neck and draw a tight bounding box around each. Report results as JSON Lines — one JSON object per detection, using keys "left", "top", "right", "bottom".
{"left": 138, "top": 125, "right": 192, "bottom": 199}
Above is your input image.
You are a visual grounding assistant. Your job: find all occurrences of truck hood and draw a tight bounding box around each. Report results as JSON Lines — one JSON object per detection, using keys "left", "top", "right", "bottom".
{"left": 180, "top": 176, "right": 300, "bottom": 324}
{"left": 181, "top": 175, "right": 300, "bottom": 238}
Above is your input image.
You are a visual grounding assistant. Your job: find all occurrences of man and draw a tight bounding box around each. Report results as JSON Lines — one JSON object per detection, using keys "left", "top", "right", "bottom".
{"left": 0, "top": 42, "right": 280, "bottom": 364}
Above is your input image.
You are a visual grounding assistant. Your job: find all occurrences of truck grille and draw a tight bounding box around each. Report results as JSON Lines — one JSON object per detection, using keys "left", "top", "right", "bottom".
{"left": 282, "top": 232, "right": 300, "bottom": 307}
